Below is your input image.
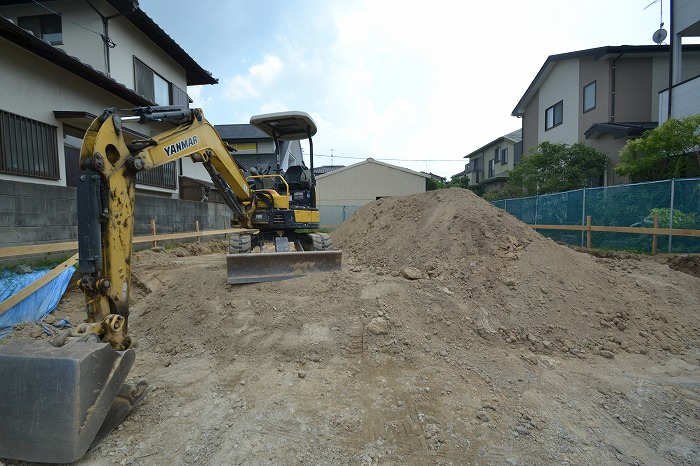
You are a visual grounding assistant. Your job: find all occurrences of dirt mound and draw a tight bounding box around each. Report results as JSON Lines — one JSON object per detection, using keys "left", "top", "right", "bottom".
{"left": 333, "top": 188, "right": 540, "bottom": 274}
{"left": 334, "top": 188, "right": 699, "bottom": 357}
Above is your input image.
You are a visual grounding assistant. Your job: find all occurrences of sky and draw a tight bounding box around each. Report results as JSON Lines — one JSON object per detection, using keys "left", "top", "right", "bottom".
{"left": 138, "top": 0, "right": 682, "bottom": 179}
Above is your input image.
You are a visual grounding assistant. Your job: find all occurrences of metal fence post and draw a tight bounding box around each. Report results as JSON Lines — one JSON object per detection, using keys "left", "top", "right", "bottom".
{"left": 581, "top": 188, "right": 587, "bottom": 247}
{"left": 669, "top": 178, "right": 675, "bottom": 253}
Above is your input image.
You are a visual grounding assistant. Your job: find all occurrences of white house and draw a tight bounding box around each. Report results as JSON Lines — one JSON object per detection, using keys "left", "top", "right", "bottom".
{"left": 315, "top": 158, "right": 429, "bottom": 225}
{"left": 0, "top": 0, "right": 217, "bottom": 196}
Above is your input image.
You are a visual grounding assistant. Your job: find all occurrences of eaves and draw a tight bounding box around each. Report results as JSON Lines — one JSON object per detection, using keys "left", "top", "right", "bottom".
{"left": 511, "top": 44, "right": 700, "bottom": 117}
{"left": 107, "top": 1, "right": 217, "bottom": 85}
{"left": 0, "top": 0, "right": 217, "bottom": 86}
{"left": 1, "top": 15, "right": 153, "bottom": 106}
{"left": 464, "top": 129, "right": 522, "bottom": 160}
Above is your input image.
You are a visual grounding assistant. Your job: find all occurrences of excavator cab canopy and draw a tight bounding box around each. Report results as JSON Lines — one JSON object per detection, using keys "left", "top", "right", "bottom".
{"left": 250, "top": 111, "right": 317, "bottom": 141}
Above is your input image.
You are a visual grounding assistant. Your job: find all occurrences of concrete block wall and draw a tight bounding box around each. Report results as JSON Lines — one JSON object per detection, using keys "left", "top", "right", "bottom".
{"left": 0, "top": 180, "right": 233, "bottom": 266}
{"left": 0, "top": 181, "right": 78, "bottom": 247}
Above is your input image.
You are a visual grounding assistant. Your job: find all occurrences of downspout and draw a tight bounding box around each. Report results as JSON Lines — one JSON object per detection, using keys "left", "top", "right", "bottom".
{"left": 85, "top": 1, "right": 138, "bottom": 76}
{"left": 610, "top": 50, "right": 624, "bottom": 123}
{"left": 308, "top": 132, "right": 316, "bottom": 208}
{"left": 667, "top": 0, "right": 674, "bottom": 119}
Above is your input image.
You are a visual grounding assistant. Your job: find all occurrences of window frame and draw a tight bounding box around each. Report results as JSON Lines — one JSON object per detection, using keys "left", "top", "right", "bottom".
{"left": 501, "top": 147, "right": 508, "bottom": 164}
{"left": 134, "top": 57, "right": 186, "bottom": 106}
{"left": 18, "top": 14, "right": 63, "bottom": 45}
{"left": 488, "top": 159, "right": 495, "bottom": 178}
{"left": 545, "top": 100, "right": 563, "bottom": 131}
{"left": 0, "top": 109, "right": 59, "bottom": 179}
{"left": 583, "top": 80, "right": 596, "bottom": 113}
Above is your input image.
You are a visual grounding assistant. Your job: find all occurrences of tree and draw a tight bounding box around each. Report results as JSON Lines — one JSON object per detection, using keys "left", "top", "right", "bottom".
{"left": 499, "top": 142, "right": 608, "bottom": 197}
{"left": 426, "top": 175, "right": 470, "bottom": 191}
{"left": 616, "top": 114, "right": 700, "bottom": 182}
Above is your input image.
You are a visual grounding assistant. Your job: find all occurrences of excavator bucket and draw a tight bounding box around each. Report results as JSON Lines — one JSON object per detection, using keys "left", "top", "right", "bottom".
{"left": 227, "top": 250, "right": 342, "bottom": 284}
{"left": 0, "top": 340, "right": 141, "bottom": 463}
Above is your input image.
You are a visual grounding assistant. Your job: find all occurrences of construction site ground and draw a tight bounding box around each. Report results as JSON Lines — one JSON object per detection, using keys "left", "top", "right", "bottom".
{"left": 2, "top": 188, "right": 699, "bottom": 465}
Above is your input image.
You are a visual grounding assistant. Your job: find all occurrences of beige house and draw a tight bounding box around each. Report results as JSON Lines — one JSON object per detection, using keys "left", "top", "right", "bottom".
{"left": 0, "top": 0, "right": 217, "bottom": 196}
{"left": 315, "top": 158, "right": 429, "bottom": 225}
{"left": 462, "top": 129, "right": 522, "bottom": 194}
{"left": 512, "top": 44, "right": 700, "bottom": 186}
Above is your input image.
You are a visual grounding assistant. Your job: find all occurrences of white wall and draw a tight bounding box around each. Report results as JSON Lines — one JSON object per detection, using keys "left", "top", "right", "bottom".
{"left": 537, "top": 59, "right": 579, "bottom": 144}
{"left": 108, "top": 17, "right": 188, "bottom": 92}
{"left": 0, "top": 40, "right": 136, "bottom": 186}
{"left": 674, "top": 0, "right": 700, "bottom": 36}
{"left": 316, "top": 160, "right": 427, "bottom": 206}
{"left": 0, "top": 0, "right": 188, "bottom": 93}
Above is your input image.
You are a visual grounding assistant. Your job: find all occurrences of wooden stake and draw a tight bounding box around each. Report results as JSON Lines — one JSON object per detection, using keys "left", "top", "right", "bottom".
{"left": 586, "top": 215, "right": 592, "bottom": 250}
{"left": 652, "top": 214, "right": 659, "bottom": 256}
{"left": 151, "top": 218, "right": 157, "bottom": 247}
{"left": 196, "top": 220, "right": 200, "bottom": 243}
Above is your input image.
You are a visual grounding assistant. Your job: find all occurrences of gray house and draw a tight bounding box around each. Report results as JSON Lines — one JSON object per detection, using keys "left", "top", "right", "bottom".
{"left": 512, "top": 44, "right": 700, "bottom": 186}
{"left": 462, "top": 129, "right": 522, "bottom": 194}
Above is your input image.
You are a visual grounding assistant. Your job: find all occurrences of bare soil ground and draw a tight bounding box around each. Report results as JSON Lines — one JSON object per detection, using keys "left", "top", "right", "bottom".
{"left": 2, "top": 188, "right": 699, "bottom": 465}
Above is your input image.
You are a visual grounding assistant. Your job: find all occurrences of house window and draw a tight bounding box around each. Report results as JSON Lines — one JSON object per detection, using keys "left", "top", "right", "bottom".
{"left": 230, "top": 143, "right": 257, "bottom": 152}
{"left": 545, "top": 100, "right": 563, "bottom": 130}
{"left": 494, "top": 147, "right": 500, "bottom": 163}
{"left": 488, "top": 159, "right": 495, "bottom": 177}
{"left": 18, "top": 14, "right": 62, "bottom": 45}
{"left": 583, "top": 81, "right": 596, "bottom": 113}
{"left": 172, "top": 84, "right": 189, "bottom": 106}
{"left": 0, "top": 109, "right": 59, "bottom": 179}
{"left": 501, "top": 147, "right": 508, "bottom": 164}
{"left": 134, "top": 58, "right": 187, "bottom": 106}
{"left": 135, "top": 164, "right": 177, "bottom": 189}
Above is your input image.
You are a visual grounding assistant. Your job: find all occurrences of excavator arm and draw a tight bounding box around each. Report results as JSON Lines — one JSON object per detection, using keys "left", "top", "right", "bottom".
{"left": 77, "top": 106, "right": 257, "bottom": 349}
{"left": 0, "top": 106, "right": 340, "bottom": 463}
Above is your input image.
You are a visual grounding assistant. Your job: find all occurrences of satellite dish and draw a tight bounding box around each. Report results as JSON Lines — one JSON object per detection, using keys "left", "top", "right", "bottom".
{"left": 652, "top": 28, "right": 667, "bottom": 44}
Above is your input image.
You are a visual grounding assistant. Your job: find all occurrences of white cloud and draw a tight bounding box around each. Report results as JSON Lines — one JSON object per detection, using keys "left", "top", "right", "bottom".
{"left": 223, "top": 55, "right": 284, "bottom": 100}
{"left": 146, "top": 0, "right": 685, "bottom": 178}
{"left": 185, "top": 86, "right": 212, "bottom": 110}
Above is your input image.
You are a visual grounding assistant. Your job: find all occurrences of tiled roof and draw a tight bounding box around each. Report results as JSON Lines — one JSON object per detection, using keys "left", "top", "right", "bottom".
{"left": 215, "top": 124, "right": 270, "bottom": 141}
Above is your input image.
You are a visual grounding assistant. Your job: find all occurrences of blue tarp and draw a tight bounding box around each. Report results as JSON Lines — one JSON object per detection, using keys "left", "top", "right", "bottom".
{"left": 0, "top": 267, "right": 76, "bottom": 339}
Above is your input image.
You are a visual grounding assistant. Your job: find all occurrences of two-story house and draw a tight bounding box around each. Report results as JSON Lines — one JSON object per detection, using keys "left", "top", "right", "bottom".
{"left": 512, "top": 44, "right": 700, "bottom": 186}
{"left": 462, "top": 129, "right": 522, "bottom": 194}
{"left": 0, "top": 0, "right": 217, "bottom": 197}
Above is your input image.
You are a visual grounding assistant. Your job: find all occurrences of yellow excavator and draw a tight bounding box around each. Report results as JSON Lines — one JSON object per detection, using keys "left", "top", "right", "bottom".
{"left": 0, "top": 106, "right": 340, "bottom": 462}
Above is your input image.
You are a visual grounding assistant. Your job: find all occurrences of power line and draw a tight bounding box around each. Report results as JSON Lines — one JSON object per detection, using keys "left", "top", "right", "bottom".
{"left": 30, "top": 0, "right": 115, "bottom": 47}
{"left": 313, "top": 153, "right": 466, "bottom": 163}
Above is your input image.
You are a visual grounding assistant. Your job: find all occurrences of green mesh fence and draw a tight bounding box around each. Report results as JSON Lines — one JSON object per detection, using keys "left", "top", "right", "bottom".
{"left": 493, "top": 178, "right": 700, "bottom": 253}
{"left": 671, "top": 178, "right": 700, "bottom": 253}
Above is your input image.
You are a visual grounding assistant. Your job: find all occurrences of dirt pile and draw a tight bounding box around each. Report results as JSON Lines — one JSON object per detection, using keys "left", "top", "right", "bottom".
{"left": 334, "top": 188, "right": 698, "bottom": 358}
{"left": 333, "top": 188, "right": 540, "bottom": 274}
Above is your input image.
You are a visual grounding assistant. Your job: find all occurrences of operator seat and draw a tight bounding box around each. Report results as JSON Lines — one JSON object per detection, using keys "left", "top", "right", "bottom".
{"left": 285, "top": 165, "right": 311, "bottom": 191}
